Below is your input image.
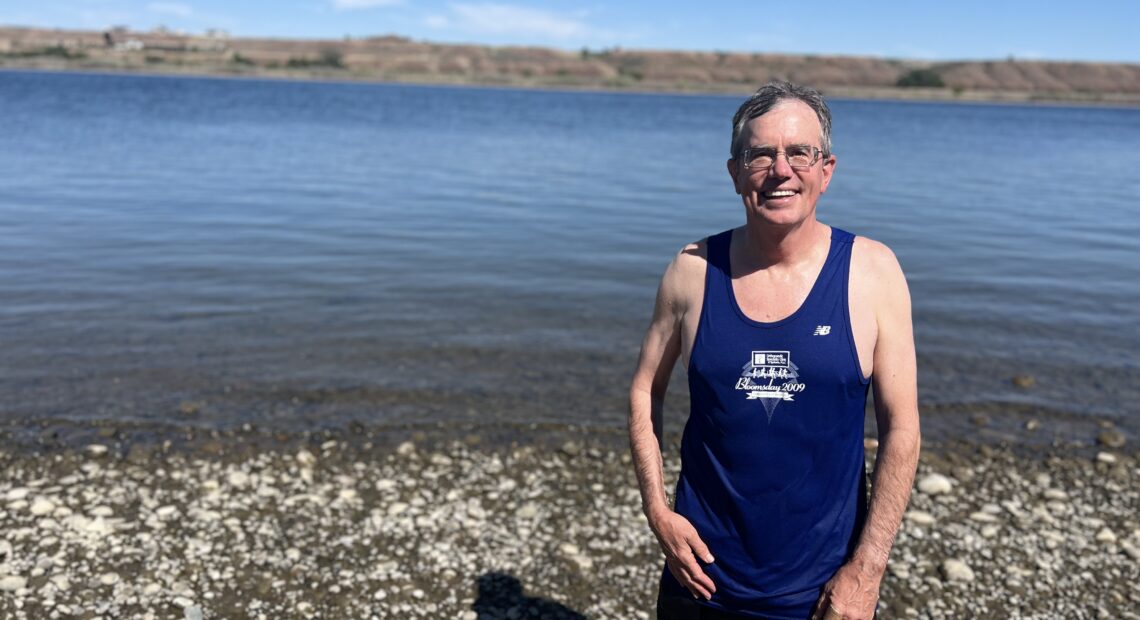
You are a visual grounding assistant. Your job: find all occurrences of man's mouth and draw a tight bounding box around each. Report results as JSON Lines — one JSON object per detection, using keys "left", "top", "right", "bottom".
{"left": 762, "top": 190, "right": 797, "bottom": 199}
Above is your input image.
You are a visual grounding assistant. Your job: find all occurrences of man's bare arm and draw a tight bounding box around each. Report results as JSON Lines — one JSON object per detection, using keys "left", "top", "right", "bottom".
{"left": 629, "top": 244, "right": 716, "bottom": 600}
{"left": 815, "top": 241, "right": 921, "bottom": 620}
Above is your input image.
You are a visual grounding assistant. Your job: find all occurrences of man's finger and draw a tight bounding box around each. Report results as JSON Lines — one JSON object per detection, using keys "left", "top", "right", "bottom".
{"left": 682, "top": 559, "right": 715, "bottom": 595}
{"left": 808, "top": 593, "right": 828, "bottom": 620}
{"left": 669, "top": 559, "right": 711, "bottom": 600}
{"left": 688, "top": 532, "right": 715, "bottom": 564}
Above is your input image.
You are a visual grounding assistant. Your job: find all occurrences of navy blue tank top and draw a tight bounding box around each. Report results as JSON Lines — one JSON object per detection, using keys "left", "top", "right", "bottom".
{"left": 661, "top": 227, "right": 870, "bottom": 619}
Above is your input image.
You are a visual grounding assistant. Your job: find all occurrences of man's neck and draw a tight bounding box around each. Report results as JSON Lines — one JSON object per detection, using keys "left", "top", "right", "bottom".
{"left": 739, "top": 218, "right": 829, "bottom": 270}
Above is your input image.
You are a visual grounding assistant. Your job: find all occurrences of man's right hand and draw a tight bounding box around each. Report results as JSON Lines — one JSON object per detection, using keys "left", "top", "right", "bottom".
{"left": 648, "top": 506, "right": 716, "bottom": 600}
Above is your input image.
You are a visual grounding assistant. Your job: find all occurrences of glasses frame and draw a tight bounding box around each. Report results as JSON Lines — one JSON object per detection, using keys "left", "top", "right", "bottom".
{"left": 740, "top": 145, "right": 824, "bottom": 171}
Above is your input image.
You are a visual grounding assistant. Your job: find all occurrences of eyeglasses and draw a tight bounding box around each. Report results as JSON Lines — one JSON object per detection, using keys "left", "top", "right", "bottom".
{"left": 740, "top": 145, "right": 823, "bottom": 171}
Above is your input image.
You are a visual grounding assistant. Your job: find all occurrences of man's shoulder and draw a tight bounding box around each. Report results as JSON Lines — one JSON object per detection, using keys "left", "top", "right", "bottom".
{"left": 849, "top": 233, "right": 911, "bottom": 318}
{"left": 665, "top": 234, "right": 715, "bottom": 281}
{"left": 850, "top": 234, "right": 904, "bottom": 279}
{"left": 659, "top": 233, "right": 722, "bottom": 303}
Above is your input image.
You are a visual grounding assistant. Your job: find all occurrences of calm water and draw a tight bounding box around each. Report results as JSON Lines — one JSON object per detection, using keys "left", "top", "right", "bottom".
{"left": 1, "top": 70, "right": 1138, "bottom": 436}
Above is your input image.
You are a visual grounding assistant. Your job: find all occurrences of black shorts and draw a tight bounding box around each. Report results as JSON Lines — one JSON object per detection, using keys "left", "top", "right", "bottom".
{"left": 656, "top": 593, "right": 761, "bottom": 620}
{"left": 656, "top": 592, "right": 880, "bottom": 620}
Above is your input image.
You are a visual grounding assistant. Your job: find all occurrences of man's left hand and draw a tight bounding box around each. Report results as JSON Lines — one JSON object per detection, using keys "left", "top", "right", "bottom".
{"left": 810, "top": 561, "right": 881, "bottom": 620}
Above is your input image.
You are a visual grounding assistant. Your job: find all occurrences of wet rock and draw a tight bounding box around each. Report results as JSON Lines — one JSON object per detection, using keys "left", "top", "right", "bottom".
{"left": 178, "top": 401, "right": 201, "bottom": 415}
{"left": 1097, "top": 429, "right": 1126, "bottom": 449}
{"left": 1011, "top": 374, "right": 1035, "bottom": 388}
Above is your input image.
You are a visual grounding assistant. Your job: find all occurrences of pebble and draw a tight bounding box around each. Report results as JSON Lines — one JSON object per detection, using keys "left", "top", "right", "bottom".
{"left": 49, "top": 574, "right": 69, "bottom": 590}
{"left": 227, "top": 471, "right": 249, "bottom": 488}
{"left": 561, "top": 441, "right": 582, "bottom": 457}
{"left": 1096, "top": 429, "right": 1126, "bottom": 448}
{"left": 0, "top": 430, "right": 1134, "bottom": 619}
{"left": 375, "top": 478, "right": 397, "bottom": 491}
{"left": 29, "top": 498, "right": 54, "bottom": 516}
{"left": 917, "top": 473, "right": 953, "bottom": 495}
{"left": 0, "top": 576, "right": 27, "bottom": 591}
{"left": 905, "top": 510, "right": 935, "bottom": 525}
{"left": 85, "top": 444, "right": 108, "bottom": 456}
{"left": 1096, "top": 452, "right": 1117, "bottom": 464}
{"left": 940, "top": 559, "right": 975, "bottom": 582}
{"left": 1095, "top": 528, "right": 1117, "bottom": 544}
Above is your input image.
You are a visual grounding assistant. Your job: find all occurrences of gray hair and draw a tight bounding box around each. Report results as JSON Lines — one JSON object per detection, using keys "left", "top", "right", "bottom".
{"left": 729, "top": 81, "right": 832, "bottom": 159}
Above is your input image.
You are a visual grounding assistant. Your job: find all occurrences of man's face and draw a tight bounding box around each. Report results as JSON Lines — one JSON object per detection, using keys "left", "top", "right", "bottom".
{"left": 727, "top": 100, "right": 836, "bottom": 228}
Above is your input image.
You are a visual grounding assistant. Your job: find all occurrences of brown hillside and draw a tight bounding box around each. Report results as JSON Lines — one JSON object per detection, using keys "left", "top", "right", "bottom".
{"left": 2, "top": 26, "right": 1139, "bottom": 104}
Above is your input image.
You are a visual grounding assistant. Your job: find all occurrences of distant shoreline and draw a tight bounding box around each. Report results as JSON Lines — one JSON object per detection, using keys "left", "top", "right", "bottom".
{"left": 5, "top": 64, "right": 1140, "bottom": 110}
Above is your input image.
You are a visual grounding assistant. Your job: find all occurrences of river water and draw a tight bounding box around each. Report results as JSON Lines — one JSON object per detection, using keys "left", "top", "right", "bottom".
{"left": 1, "top": 70, "right": 1137, "bottom": 439}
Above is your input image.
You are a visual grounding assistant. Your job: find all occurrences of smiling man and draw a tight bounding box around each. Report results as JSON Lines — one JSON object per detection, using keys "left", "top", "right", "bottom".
{"left": 628, "top": 81, "right": 921, "bottom": 620}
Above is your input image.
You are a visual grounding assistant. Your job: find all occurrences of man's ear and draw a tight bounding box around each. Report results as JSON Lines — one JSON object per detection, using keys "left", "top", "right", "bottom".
{"left": 820, "top": 153, "right": 837, "bottom": 194}
{"left": 727, "top": 158, "right": 741, "bottom": 194}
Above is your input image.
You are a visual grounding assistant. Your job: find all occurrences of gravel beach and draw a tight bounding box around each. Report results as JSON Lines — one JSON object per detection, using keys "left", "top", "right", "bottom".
{"left": 0, "top": 421, "right": 1136, "bottom": 619}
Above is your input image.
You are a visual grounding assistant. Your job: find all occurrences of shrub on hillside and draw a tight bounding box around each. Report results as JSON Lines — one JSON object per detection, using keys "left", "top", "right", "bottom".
{"left": 897, "top": 68, "right": 945, "bottom": 87}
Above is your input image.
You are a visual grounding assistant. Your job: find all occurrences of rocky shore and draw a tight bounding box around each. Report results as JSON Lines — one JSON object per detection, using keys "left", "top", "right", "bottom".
{"left": 0, "top": 424, "right": 1136, "bottom": 619}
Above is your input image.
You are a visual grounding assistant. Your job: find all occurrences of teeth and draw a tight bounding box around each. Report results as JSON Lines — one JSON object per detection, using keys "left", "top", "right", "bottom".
{"left": 765, "top": 190, "right": 795, "bottom": 197}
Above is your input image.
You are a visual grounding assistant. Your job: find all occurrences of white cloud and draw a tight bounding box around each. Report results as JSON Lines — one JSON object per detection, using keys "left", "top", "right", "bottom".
{"left": 146, "top": 2, "right": 193, "bottom": 18}
{"left": 429, "top": 3, "right": 592, "bottom": 40}
{"left": 330, "top": 0, "right": 403, "bottom": 10}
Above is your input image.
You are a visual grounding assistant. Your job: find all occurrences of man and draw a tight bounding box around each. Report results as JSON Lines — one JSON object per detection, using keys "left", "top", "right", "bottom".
{"left": 628, "top": 81, "right": 920, "bottom": 620}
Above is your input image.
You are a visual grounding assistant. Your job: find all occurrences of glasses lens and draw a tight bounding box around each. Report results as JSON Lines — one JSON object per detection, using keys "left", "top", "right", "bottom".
{"left": 786, "top": 146, "right": 815, "bottom": 168}
{"left": 745, "top": 148, "right": 775, "bottom": 169}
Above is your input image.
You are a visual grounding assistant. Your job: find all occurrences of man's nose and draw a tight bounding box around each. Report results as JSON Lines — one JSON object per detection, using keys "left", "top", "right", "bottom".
{"left": 769, "top": 153, "right": 794, "bottom": 177}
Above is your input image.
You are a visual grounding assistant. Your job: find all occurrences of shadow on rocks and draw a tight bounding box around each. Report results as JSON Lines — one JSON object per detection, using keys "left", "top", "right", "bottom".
{"left": 472, "top": 572, "right": 587, "bottom": 619}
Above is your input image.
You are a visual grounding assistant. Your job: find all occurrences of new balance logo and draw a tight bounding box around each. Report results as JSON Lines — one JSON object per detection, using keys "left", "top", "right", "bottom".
{"left": 813, "top": 325, "right": 831, "bottom": 336}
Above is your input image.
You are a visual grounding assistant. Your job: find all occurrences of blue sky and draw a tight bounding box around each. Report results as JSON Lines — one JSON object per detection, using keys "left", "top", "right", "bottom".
{"left": 3, "top": 1, "right": 1139, "bottom": 63}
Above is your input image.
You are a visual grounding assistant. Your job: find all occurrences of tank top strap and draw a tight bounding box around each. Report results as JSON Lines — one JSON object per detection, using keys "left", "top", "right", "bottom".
{"left": 702, "top": 228, "right": 735, "bottom": 304}
{"left": 799, "top": 226, "right": 856, "bottom": 316}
